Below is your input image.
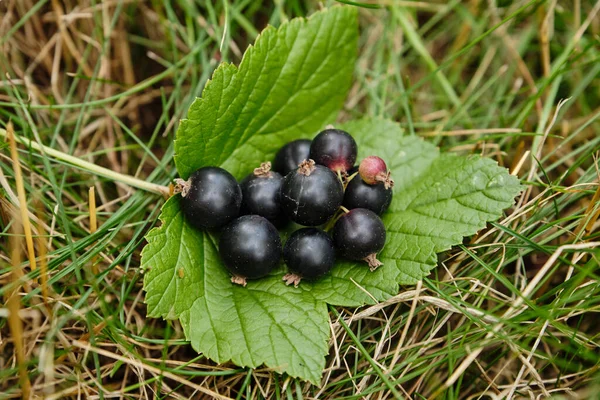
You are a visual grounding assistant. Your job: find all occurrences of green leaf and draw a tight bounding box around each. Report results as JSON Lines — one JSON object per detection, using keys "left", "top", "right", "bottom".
{"left": 182, "top": 285, "right": 329, "bottom": 384}
{"left": 142, "top": 114, "right": 523, "bottom": 382}
{"left": 175, "top": 6, "right": 358, "bottom": 180}
{"left": 142, "top": 7, "right": 524, "bottom": 384}
{"left": 142, "top": 197, "right": 206, "bottom": 320}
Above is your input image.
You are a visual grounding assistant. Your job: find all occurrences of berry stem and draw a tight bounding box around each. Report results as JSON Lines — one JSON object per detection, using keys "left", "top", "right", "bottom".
{"left": 323, "top": 207, "right": 348, "bottom": 232}
{"left": 0, "top": 127, "right": 170, "bottom": 197}
{"left": 336, "top": 169, "right": 349, "bottom": 186}
{"left": 344, "top": 171, "right": 359, "bottom": 190}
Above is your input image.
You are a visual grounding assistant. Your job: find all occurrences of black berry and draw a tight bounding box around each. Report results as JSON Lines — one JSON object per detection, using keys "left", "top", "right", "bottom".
{"left": 333, "top": 208, "right": 386, "bottom": 271}
{"left": 179, "top": 167, "right": 242, "bottom": 230}
{"left": 273, "top": 139, "right": 312, "bottom": 176}
{"left": 240, "top": 162, "right": 287, "bottom": 226}
{"left": 280, "top": 160, "right": 344, "bottom": 226}
{"left": 219, "top": 215, "right": 282, "bottom": 286}
{"left": 282, "top": 228, "right": 335, "bottom": 287}
{"left": 343, "top": 174, "right": 392, "bottom": 215}
{"left": 309, "top": 128, "right": 357, "bottom": 173}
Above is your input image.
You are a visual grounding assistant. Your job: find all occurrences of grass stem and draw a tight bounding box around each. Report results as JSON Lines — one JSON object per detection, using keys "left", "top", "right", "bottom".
{"left": 89, "top": 187, "right": 98, "bottom": 275}
{"left": 35, "top": 198, "right": 52, "bottom": 314}
{"left": 7, "top": 122, "right": 37, "bottom": 272}
{"left": 6, "top": 220, "right": 32, "bottom": 399}
{"left": 0, "top": 126, "right": 170, "bottom": 197}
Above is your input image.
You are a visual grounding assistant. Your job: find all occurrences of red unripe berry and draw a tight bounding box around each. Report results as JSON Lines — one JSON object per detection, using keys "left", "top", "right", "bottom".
{"left": 358, "top": 156, "right": 394, "bottom": 189}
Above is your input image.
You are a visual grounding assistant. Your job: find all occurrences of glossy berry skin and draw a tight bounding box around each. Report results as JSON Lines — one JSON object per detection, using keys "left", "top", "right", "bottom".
{"left": 283, "top": 228, "right": 335, "bottom": 280}
{"left": 333, "top": 208, "right": 386, "bottom": 269}
{"left": 343, "top": 175, "right": 392, "bottom": 215}
{"left": 240, "top": 170, "right": 286, "bottom": 226}
{"left": 273, "top": 139, "right": 312, "bottom": 176}
{"left": 309, "top": 129, "right": 357, "bottom": 173}
{"left": 280, "top": 161, "right": 344, "bottom": 226}
{"left": 181, "top": 167, "right": 242, "bottom": 230}
{"left": 219, "top": 215, "right": 282, "bottom": 281}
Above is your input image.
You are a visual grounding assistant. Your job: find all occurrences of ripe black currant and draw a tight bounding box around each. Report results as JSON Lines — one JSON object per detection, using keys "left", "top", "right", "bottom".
{"left": 282, "top": 228, "right": 335, "bottom": 287}
{"left": 333, "top": 208, "right": 386, "bottom": 270}
{"left": 273, "top": 139, "right": 312, "bottom": 176}
{"left": 359, "top": 156, "right": 394, "bottom": 189}
{"left": 343, "top": 173, "right": 392, "bottom": 215}
{"left": 309, "top": 128, "right": 357, "bottom": 173}
{"left": 178, "top": 166, "right": 242, "bottom": 230}
{"left": 219, "top": 215, "right": 282, "bottom": 286}
{"left": 280, "top": 160, "right": 344, "bottom": 226}
{"left": 240, "top": 162, "right": 287, "bottom": 226}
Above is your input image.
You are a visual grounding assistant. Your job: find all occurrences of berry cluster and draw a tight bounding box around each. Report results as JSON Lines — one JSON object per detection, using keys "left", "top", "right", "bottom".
{"left": 178, "top": 128, "right": 394, "bottom": 287}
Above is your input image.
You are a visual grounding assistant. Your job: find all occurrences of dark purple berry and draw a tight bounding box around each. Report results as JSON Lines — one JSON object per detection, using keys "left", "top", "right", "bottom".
{"left": 280, "top": 160, "right": 344, "bottom": 226}
{"left": 179, "top": 167, "right": 242, "bottom": 230}
{"left": 219, "top": 215, "right": 282, "bottom": 286}
{"left": 359, "top": 156, "right": 394, "bottom": 189}
{"left": 333, "top": 208, "right": 386, "bottom": 271}
{"left": 343, "top": 174, "right": 392, "bottom": 215}
{"left": 309, "top": 129, "right": 357, "bottom": 173}
{"left": 273, "top": 139, "right": 312, "bottom": 176}
{"left": 240, "top": 162, "right": 287, "bottom": 226}
{"left": 283, "top": 228, "right": 336, "bottom": 287}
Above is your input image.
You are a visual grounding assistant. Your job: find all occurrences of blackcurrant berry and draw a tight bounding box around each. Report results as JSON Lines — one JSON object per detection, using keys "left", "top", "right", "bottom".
{"left": 282, "top": 228, "right": 335, "bottom": 287}
{"left": 309, "top": 128, "right": 357, "bottom": 173}
{"left": 333, "top": 208, "right": 386, "bottom": 271}
{"left": 273, "top": 139, "right": 312, "bottom": 176}
{"left": 219, "top": 215, "right": 282, "bottom": 286}
{"left": 280, "top": 160, "right": 344, "bottom": 226}
{"left": 343, "top": 174, "right": 392, "bottom": 215}
{"left": 178, "top": 167, "right": 242, "bottom": 230}
{"left": 359, "top": 156, "right": 394, "bottom": 189}
{"left": 240, "top": 162, "right": 287, "bottom": 226}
